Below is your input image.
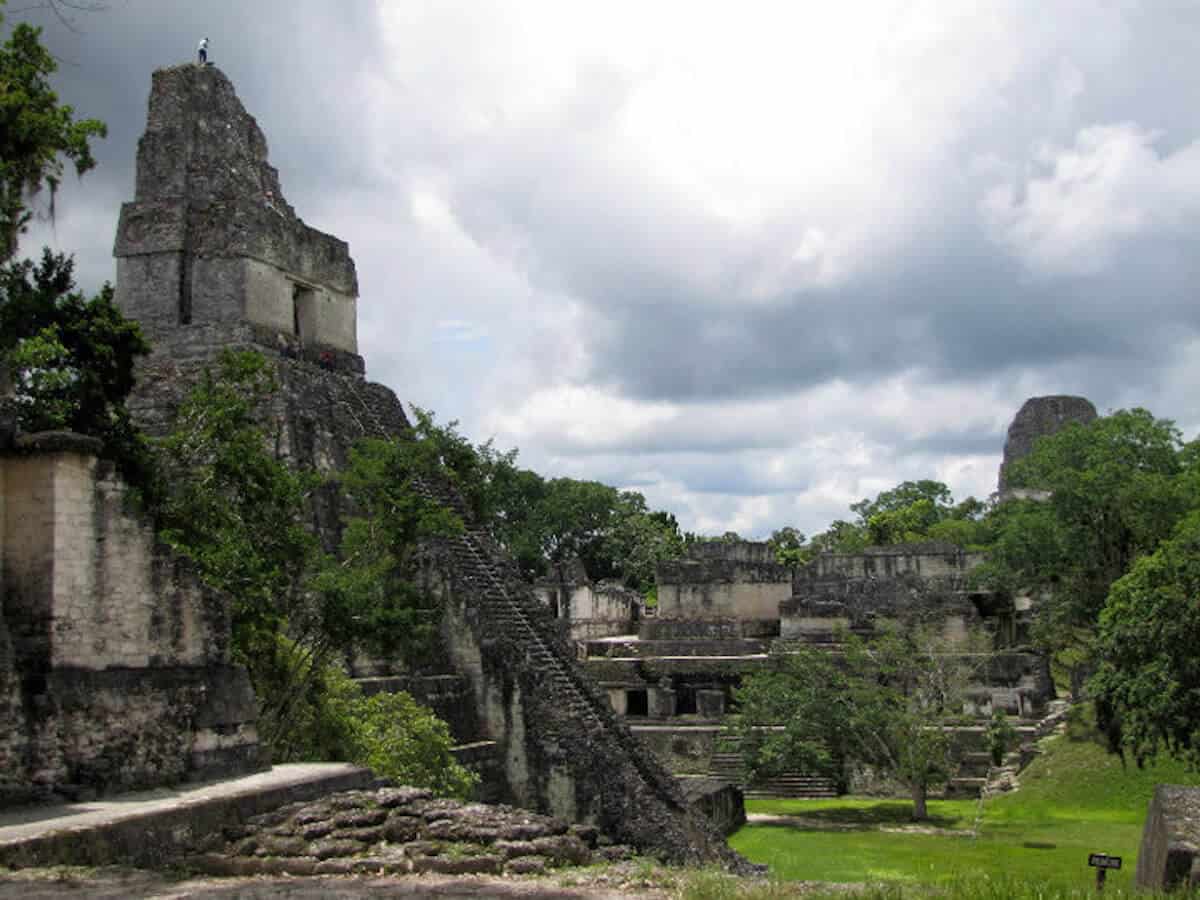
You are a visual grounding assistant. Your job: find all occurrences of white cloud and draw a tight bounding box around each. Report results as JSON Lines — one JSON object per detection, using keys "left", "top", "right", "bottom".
{"left": 983, "top": 124, "right": 1200, "bottom": 275}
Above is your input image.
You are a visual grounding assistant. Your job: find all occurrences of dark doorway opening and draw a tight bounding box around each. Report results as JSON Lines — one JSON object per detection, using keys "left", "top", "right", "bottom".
{"left": 675, "top": 682, "right": 698, "bottom": 715}
{"left": 626, "top": 689, "right": 648, "bottom": 717}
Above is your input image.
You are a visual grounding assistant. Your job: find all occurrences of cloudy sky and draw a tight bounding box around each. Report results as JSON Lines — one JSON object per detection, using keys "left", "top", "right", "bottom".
{"left": 13, "top": 0, "right": 1200, "bottom": 538}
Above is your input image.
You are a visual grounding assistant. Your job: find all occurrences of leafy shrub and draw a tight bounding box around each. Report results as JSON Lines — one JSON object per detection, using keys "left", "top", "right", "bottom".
{"left": 261, "top": 646, "right": 477, "bottom": 799}
{"left": 337, "top": 682, "right": 478, "bottom": 799}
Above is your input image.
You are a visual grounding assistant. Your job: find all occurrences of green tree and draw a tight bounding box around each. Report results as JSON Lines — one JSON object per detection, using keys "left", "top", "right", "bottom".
{"left": 975, "top": 409, "right": 1190, "bottom": 688}
{"left": 845, "top": 480, "right": 989, "bottom": 548}
{"left": 850, "top": 480, "right": 954, "bottom": 528}
{"left": 528, "top": 477, "right": 621, "bottom": 570}
{"left": 808, "top": 519, "right": 869, "bottom": 554}
{"left": 0, "top": 250, "right": 150, "bottom": 481}
{"left": 157, "top": 353, "right": 477, "bottom": 788}
{"left": 1090, "top": 510, "right": 1200, "bottom": 767}
{"left": 316, "top": 433, "right": 464, "bottom": 666}
{"left": 768, "top": 526, "right": 811, "bottom": 566}
{"left": 337, "top": 685, "right": 478, "bottom": 799}
{"left": 731, "top": 625, "right": 986, "bottom": 820}
{"left": 0, "top": 2, "right": 107, "bottom": 260}
{"left": 260, "top": 642, "right": 476, "bottom": 798}
{"left": 600, "top": 494, "right": 685, "bottom": 593}
{"left": 157, "top": 352, "right": 321, "bottom": 676}
{"left": 0, "top": 15, "right": 144, "bottom": 471}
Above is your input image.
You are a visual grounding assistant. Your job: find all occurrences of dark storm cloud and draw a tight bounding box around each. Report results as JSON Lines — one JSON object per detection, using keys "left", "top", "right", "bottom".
{"left": 448, "top": 147, "right": 1200, "bottom": 406}
{"left": 13, "top": 0, "right": 1200, "bottom": 539}
{"left": 413, "top": 2, "right": 1200, "bottom": 414}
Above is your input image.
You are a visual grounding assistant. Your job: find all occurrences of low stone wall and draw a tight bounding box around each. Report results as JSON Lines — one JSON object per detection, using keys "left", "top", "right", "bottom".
{"left": 0, "top": 433, "right": 261, "bottom": 805}
{"left": 1137, "top": 784, "right": 1200, "bottom": 891}
{"left": 586, "top": 638, "right": 767, "bottom": 658}
{"left": 655, "top": 541, "right": 792, "bottom": 623}
{"left": 678, "top": 777, "right": 746, "bottom": 837}
{"left": 639, "top": 618, "right": 778, "bottom": 640}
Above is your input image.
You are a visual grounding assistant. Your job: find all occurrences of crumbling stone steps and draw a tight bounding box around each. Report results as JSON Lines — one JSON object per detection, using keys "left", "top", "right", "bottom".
{"left": 744, "top": 779, "right": 839, "bottom": 800}
{"left": 708, "top": 753, "right": 839, "bottom": 799}
{"left": 450, "top": 526, "right": 686, "bottom": 799}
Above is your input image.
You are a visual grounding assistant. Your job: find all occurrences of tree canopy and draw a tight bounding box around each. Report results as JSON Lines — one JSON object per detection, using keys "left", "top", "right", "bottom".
{"left": 0, "top": 2, "right": 107, "bottom": 260}
{"left": 972, "top": 409, "right": 1192, "bottom": 690}
{"left": 0, "top": 250, "right": 150, "bottom": 477}
{"left": 731, "top": 625, "right": 989, "bottom": 820}
{"left": 427, "top": 431, "right": 686, "bottom": 594}
{"left": 1091, "top": 509, "right": 1200, "bottom": 767}
{"left": 0, "top": 13, "right": 149, "bottom": 483}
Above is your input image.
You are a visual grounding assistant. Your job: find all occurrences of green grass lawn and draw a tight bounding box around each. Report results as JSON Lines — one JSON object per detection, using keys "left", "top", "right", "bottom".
{"left": 729, "top": 706, "right": 1200, "bottom": 891}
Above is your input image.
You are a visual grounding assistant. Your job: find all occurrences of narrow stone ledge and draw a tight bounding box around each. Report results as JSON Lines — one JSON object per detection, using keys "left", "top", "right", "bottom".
{"left": 5, "top": 431, "right": 103, "bottom": 457}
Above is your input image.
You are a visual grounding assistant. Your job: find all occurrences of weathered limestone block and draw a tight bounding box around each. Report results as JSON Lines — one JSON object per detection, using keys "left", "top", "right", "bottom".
{"left": 1137, "top": 784, "right": 1200, "bottom": 891}
{"left": 533, "top": 560, "right": 641, "bottom": 640}
{"left": 678, "top": 777, "right": 747, "bottom": 837}
{"left": 648, "top": 685, "right": 677, "bottom": 718}
{"left": 696, "top": 689, "right": 726, "bottom": 718}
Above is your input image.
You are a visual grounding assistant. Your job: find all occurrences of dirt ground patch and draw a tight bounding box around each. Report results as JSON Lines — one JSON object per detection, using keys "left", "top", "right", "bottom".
{"left": 746, "top": 812, "right": 973, "bottom": 837}
{"left": 0, "top": 865, "right": 673, "bottom": 899}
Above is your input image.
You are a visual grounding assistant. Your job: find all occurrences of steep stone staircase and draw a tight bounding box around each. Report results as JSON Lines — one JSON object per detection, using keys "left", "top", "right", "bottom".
{"left": 421, "top": 477, "right": 690, "bottom": 808}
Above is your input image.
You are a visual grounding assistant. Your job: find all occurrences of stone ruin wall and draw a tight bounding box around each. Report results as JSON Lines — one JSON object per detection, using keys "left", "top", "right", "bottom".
{"left": 651, "top": 540, "right": 791, "bottom": 639}
{"left": 531, "top": 560, "right": 641, "bottom": 641}
{"left": 783, "top": 541, "right": 987, "bottom": 643}
{"left": 0, "top": 432, "right": 260, "bottom": 807}
{"left": 591, "top": 532, "right": 1057, "bottom": 788}
{"left": 106, "top": 63, "right": 739, "bottom": 867}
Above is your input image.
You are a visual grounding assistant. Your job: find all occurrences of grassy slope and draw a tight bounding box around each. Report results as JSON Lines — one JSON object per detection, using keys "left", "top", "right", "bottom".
{"left": 729, "top": 706, "right": 1200, "bottom": 890}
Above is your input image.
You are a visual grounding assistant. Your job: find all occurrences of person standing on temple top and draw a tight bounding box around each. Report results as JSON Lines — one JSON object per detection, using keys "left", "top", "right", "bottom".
{"left": 197, "top": 37, "right": 208, "bottom": 65}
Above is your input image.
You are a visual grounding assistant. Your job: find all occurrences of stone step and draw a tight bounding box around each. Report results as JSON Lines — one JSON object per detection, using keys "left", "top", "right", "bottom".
{"left": 945, "top": 777, "right": 987, "bottom": 798}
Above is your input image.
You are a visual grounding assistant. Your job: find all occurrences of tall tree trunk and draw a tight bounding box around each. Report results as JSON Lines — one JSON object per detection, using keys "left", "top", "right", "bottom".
{"left": 911, "top": 781, "right": 928, "bottom": 821}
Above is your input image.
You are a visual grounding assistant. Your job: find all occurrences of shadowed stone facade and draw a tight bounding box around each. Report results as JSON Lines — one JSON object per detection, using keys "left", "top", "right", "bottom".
{"left": 582, "top": 529, "right": 1055, "bottom": 797}
{"left": 532, "top": 559, "right": 641, "bottom": 641}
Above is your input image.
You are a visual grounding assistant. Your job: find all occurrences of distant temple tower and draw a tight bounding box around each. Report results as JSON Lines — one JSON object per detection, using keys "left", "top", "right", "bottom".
{"left": 113, "top": 65, "right": 363, "bottom": 373}
{"left": 997, "top": 395, "right": 1097, "bottom": 494}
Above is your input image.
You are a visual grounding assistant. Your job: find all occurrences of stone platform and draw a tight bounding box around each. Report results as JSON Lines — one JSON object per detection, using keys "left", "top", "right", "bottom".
{"left": 0, "top": 763, "right": 373, "bottom": 869}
